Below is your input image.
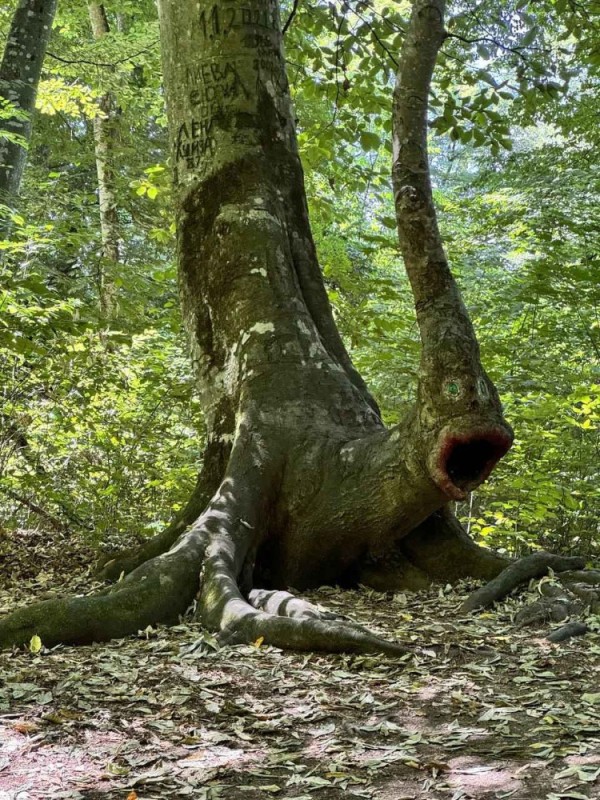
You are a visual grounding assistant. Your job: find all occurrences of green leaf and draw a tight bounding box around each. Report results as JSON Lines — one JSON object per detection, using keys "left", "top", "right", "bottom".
{"left": 360, "top": 131, "right": 381, "bottom": 151}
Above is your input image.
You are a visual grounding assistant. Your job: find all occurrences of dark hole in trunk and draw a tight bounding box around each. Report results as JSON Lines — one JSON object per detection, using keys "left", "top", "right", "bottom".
{"left": 445, "top": 438, "right": 506, "bottom": 489}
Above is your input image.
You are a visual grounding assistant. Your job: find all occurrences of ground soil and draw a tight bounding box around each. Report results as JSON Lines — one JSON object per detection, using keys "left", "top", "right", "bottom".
{"left": 0, "top": 528, "right": 598, "bottom": 800}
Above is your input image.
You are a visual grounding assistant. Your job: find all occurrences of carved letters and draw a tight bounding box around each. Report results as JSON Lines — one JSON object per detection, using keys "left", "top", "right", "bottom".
{"left": 175, "top": 1, "right": 284, "bottom": 174}
{"left": 176, "top": 119, "right": 214, "bottom": 169}
{"left": 198, "top": 4, "right": 278, "bottom": 39}
{"left": 187, "top": 60, "right": 248, "bottom": 117}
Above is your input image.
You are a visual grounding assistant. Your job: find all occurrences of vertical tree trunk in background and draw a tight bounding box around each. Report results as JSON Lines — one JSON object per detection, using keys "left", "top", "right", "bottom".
{"left": 88, "top": 2, "right": 120, "bottom": 318}
{"left": 0, "top": 0, "right": 58, "bottom": 208}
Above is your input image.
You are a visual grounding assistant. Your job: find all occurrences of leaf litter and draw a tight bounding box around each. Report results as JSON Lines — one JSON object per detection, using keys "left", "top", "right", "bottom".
{"left": 0, "top": 529, "right": 598, "bottom": 800}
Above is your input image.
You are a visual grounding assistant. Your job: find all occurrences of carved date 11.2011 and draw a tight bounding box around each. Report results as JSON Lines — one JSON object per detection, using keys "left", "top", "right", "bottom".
{"left": 199, "top": 4, "right": 278, "bottom": 39}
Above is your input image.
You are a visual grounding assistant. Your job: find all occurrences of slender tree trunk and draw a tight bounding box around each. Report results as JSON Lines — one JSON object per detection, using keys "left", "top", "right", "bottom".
{"left": 88, "top": 2, "right": 120, "bottom": 318}
{"left": 0, "top": 0, "right": 58, "bottom": 208}
{"left": 0, "top": 0, "right": 520, "bottom": 653}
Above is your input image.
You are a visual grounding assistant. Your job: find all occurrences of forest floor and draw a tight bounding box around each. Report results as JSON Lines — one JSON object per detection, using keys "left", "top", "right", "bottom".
{"left": 0, "top": 528, "right": 598, "bottom": 800}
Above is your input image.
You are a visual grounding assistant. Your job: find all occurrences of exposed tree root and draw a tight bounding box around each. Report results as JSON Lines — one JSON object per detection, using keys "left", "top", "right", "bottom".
{"left": 248, "top": 589, "right": 346, "bottom": 620}
{"left": 97, "top": 520, "right": 186, "bottom": 582}
{"left": 0, "top": 525, "right": 208, "bottom": 648}
{"left": 514, "top": 570, "right": 599, "bottom": 644}
{"left": 459, "top": 552, "right": 585, "bottom": 613}
{"left": 196, "top": 534, "right": 410, "bottom": 656}
{"left": 557, "top": 569, "right": 600, "bottom": 586}
{"left": 0, "top": 451, "right": 411, "bottom": 656}
{"left": 360, "top": 508, "right": 510, "bottom": 592}
{"left": 515, "top": 583, "right": 582, "bottom": 627}
{"left": 98, "top": 467, "right": 218, "bottom": 581}
{"left": 245, "top": 589, "right": 408, "bottom": 654}
{"left": 547, "top": 622, "right": 590, "bottom": 643}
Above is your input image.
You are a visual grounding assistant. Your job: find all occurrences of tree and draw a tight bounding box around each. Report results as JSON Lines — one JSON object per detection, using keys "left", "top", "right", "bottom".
{"left": 0, "top": 0, "right": 58, "bottom": 209}
{"left": 87, "top": 2, "right": 121, "bottom": 318}
{"left": 0, "top": 0, "right": 593, "bottom": 652}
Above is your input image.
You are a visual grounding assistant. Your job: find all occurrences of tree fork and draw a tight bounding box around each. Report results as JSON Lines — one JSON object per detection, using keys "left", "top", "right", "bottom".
{"left": 100, "top": 0, "right": 513, "bottom": 614}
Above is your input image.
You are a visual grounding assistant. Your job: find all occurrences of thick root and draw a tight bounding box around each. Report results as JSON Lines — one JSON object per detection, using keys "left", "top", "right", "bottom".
{"left": 98, "top": 519, "right": 187, "bottom": 582}
{"left": 1, "top": 440, "right": 411, "bottom": 656}
{"left": 198, "top": 551, "right": 410, "bottom": 657}
{"left": 547, "top": 622, "right": 590, "bottom": 643}
{"left": 98, "top": 472, "right": 216, "bottom": 581}
{"left": 249, "top": 589, "right": 336, "bottom": 620}
{"left": 515, "top": 588, "right": 582, "bottom": 627}
{"left": 360, "top": 508, "right": 509, "bottom": 592}
{"left": 0, "top": 527, "right": 208, "bottom": 649}
{"left": 515, "top": 572, "right": 598, "bottom": 643}
{"left": 219, "top": 612, "right": 410, "bottom": 656}
{"left": 557, "top": 569, "right": 600, "bottom": 586}
{"left": 460, "top": 552, "right": 585, "bottom": 613}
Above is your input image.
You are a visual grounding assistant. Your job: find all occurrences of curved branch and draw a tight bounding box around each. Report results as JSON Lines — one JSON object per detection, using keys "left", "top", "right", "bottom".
{"left": 393, "top": 0, "right": 453, "bottom": 313}
{"left": 282, "top": 0, "right": 300, "bottom": 35}
{"left": 392, "top": 0, "right": 480, "bottom": 361}
{"left": 391, "top": 0, "right": 513, "bottom": 500}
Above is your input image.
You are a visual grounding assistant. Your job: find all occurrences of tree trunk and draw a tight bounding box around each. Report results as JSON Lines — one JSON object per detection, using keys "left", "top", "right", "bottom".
{"left": 0, "top": 0, "right": 58, "bottom": 210}
{"left": 88, "top": 2, "right": 120, "bottom": 318}
{"left": 0, "top": 0, "right": 518, "bottom": 653}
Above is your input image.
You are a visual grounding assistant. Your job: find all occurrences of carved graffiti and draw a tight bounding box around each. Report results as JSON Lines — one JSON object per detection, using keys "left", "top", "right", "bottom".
{"left": 244, "top": 32, "right": 285, "bottom": 91}
{"left": 186, "top": 59, "right": 249, "bottom": 122}
{"left": 177, "top": 2, "right": 285, "bottom": 174}
{"left": 198, "top": 4, "right": 278, "bottom": 39}
{"left": 176, "top": 118, "right": 215, "bottom": 169}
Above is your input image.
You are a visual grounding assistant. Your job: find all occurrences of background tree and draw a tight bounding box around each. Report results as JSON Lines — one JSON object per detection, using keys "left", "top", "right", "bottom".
{"left": 0, "top": 0, "right": 58, "bottom": 210}
{"left": 87, "top": 2, "right": 120, "bottom": 318}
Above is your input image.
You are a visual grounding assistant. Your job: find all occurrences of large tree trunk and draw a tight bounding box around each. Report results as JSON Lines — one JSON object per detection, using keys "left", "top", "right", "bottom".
{"left": 88, "top": 3, "right": 120, "bottom": 318}
{"left": 0, "top": 0, "right": 518, "bottom": 653}
{"left": 0, "top": 0, "right": 58, "bottom": 209}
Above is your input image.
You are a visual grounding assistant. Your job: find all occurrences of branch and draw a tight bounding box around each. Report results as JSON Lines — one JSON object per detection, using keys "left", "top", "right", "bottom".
{"left": 352, "top": 9, "right": 399, "bottom": 67}
{"left": 46, "top": 40, "right": 159, "bottom": 69}
{"left": 282, "top": 0, "right": 300, "bottom": 35}
{"left": 392, "top": 0, "right": 455, "bottom": 313}
{"left": 444, "top": 31, "right": 531, "bottom": 64}
{"left": 0, "top": 486, "right": 67, "bottom": 534}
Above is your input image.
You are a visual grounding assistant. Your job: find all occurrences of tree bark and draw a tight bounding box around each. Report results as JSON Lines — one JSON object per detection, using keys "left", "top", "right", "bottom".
{"left": 0, "top": 0, "right": 517, "bottom": 653}
{"left": 88, "top": 3, "right": 120, "bottom": 318}
{"left": 0, "top": 0, "right": 58, "bottom": 210}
